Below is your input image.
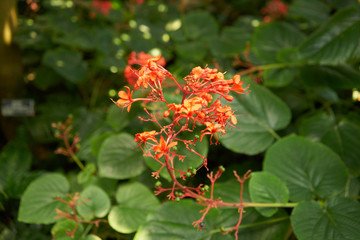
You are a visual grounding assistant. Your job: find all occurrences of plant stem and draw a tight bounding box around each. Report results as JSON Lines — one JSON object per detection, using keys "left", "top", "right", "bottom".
{"left": 72, "top": 154, "right": 85, "bottom": 171}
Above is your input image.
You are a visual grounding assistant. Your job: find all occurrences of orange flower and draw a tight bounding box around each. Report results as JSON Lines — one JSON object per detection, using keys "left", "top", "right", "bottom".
{"left": 153, "top": 136, "right": 178, "bottom": 159}
{"left": 114, "top": 86, "right": 133, "bottom": 112}
{"left": 200, "top": 122, "right": 225, "bottom": 144}
{"left": 230, "top": 75, "right": 248, "bottom": 94}
{"left": 135, "top": 130, "right": 158, "bottom": 144}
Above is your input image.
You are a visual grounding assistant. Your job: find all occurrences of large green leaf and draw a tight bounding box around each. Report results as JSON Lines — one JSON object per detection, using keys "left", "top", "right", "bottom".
{"left": 251, "top": 22, "right": 305, "bottom": 63}
{"left": 42, "top": 48, "right": 88, "bottom": 84}
{"left": 249, "top": 172, "right": 289, "bottom": 217}
{"left": 108, "top": 182, "right": 159, "bottom": 233}
{"left": 0, "top": 140, "right": 32, "bottom": 198}
{"left": 98, "top": 133, "right": 145, "bottom": 179}
{"left": 289, "top": 0, "right": 330, "bottom": 25}
{"left": 298, "top": 7, "right": 360, "bottom": 64}
{"left": 263, "top": 135, "right": 348, "bottom": 202}
{"left": 291, "top": 197, "right": 360, "bottom": 240}
{"left": 134, "top": 200, "right": 216, "bottom": 240}
{"left": 18, "top": 173, "right": 69, "bottom": 224}
{"left": 220, "top": 81, "right": 291, "bottom": 155}
{"left": 182, "top": 11, "right": 218, "bottom": 40}
{"left": 300, "top": 114, "right": 360, "bottom": 176}
{"left": 299, "top": 65, "right": 360, "bottom": 89}
{"left": 76, "top": 185, "right": 111, "bottom": 220}
{"left": 322, "top": 120, "right": 360, "bottom": 176}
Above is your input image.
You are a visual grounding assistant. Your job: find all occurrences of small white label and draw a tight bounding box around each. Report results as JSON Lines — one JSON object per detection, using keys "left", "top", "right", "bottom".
{"left": 1, "top": 99, "right": 35, "bottom": 117}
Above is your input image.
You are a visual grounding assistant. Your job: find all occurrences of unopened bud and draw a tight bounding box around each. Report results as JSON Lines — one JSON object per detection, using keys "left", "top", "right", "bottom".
{"left": 163, "top": 110, "right": 170, "bottom": 118}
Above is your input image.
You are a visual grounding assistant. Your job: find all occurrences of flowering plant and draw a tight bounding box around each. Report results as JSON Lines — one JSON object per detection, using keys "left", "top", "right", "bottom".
{"left": 112, "top": 55, "right": 254, "bottom": 238}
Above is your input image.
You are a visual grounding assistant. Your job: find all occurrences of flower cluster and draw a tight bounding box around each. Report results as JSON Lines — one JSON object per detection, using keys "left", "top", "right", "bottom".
{"left": 124, "top": 51, "right": 166, "bottom": 86}
{"left": 113, "top": 54, "right": 250, "bottom": 239}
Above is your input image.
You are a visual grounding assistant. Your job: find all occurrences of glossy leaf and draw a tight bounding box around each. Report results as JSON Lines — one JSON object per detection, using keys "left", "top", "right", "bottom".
{"left": 299, "top": 65, "right": 360, "bottom": 89}
{"left": 18, "top": 173, "right": 69, "bottom": 224}
{"left": 220, "top": 81, "right": 291, "bottom": 155}
{"left": 322, "top": 120, "right": 360, "bottom": 176}
{"left": 298, "top": 7, "right": 360, "bottom": 64}
{"left": 291, "top": 197, "right": 360, "bottom": 240}
{"left": 251, "top": 22, "right": 305, "bottom": 63}
{"left": 249, "top": 172, "right": 289, "bottom": 217}
{"left": 76, "top": 185, "right": 111, "bottom": 220}
{"left": 98, "top": 133, "right": 145, "bottom": 179}
{"left": 108, "top": 182, "right": 159, "bottom": 233}
{"left": 289, "top": 0, "right": 330, "bottom": 25}
{"left": 264, "top": 135, "right": 348, "bottom": 202}
{"left": 42, "top": 48, "right": 88, "bottom": 84}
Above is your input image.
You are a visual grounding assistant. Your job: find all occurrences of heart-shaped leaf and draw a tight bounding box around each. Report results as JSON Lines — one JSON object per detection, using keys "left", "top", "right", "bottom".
{"left": 264, "top": 135, "right": 348, "bottom": 201}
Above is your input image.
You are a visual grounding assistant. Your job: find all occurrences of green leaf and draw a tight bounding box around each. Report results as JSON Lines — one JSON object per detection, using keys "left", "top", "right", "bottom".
{"left": 263, "top": 135, "right": 348, "bottom": 202}
{"left": 262, "top": 67, "right": 297, "bottom": 87}
{"left": 108, "top": 182, "right": 159, "bottom": 233}
{"left": 220, "top": 81, "right": 291, "bottom": 155}
{"left": 322, "top": 120, "right": 360, "bottom": 176}
{"left": 76, "top": 185, "right": 111, "bottom": 220}
{"left": 291, "top": 197, "right": 360, "bottom": 240}
{"left": 42, "top": 48, "right": 88, "bottom": 84}
{"left": 175, "top": 41, "right": 208, "bottom": 61}
{"left": 106, "top": 104, "right": 130, "bottom": 131}
{"left": 144, "top": 130, "right": 208, "bottom": 181}
{"left": 299, "top": 65, "right": 360, "bottom": 89}
{"left": 249, "top": 172, "right": 289, "bottom": 217}
{"left": 301, "top": 115, "right": 360, "bottom": 176}
{"left": 251, "top": 22, "right": 305, "bottom": 63}
{"left": 182, "top": 11, "right": 218, "bottom": 40}
{"left": 134, "top": 200, "right": 214, "bottom": 240}
{"left": 299, "top": 111, "right": 335, "bottom": 142}
{"left": 98, "top": 133, "right": 145, "bottom": 179}
{"left": 18, "top": 173, "right": 69, "bottom": 224}
{"left": 84, "top": 235, "right": 102, "bottom": 240}
{"left": 289, "top": 0, "right": 330, "bottom": 25}
{"left": 51, "top": 220, "right": 83, "bottom": 240}
{"left": 33, "top": 66, "right": 62, "bottom": 90}
{"left": 0, "top": 140, "right": 32, "bottom": 197}
{"left": 298, "top": 7, "right": 360, "bottom": 64}
{"left": 209, "top": 27, "right": 251, "bottom": 57}
{"left": 77, "top": 163, "right": 97, "bottom": 185}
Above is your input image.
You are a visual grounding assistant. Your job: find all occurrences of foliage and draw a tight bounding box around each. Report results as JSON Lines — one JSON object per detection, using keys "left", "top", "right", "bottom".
{"left": 1, "top": 0, "right": 360, "bottom": 239}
